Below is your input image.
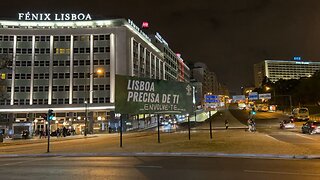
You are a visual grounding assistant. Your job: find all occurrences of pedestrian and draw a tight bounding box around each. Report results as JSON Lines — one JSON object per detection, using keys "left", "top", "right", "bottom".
{"left": 225, "top": 119, "right": 229, "bottom": 130}
{"left": 247, "top": 119, "right": 252, "bottom": 132}
{"left": 56, "top": 128, "right": 60, "bottom": 138}
{"left": 39, "top": 130, "right": 43, "bottom": 139}
{"left": 63, "top": 127, "right": 67, "bottom": 137}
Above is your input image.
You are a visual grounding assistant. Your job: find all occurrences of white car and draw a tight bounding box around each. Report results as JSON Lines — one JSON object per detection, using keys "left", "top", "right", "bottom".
{"left": 280, "top": 119, "right": 295, "bottom": 129}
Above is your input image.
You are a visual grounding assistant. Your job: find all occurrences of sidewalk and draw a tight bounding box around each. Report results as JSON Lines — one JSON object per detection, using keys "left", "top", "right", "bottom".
{"left": 0, "top": 134, "right": 100, "bottom": 146}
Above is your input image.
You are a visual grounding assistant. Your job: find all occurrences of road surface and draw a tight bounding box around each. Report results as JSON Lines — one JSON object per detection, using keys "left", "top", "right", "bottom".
{"left": 0, "top": 156, "right": 319, "bottom": 180}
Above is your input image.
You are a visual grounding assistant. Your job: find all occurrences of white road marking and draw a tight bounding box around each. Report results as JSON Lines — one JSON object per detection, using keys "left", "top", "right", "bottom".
{"left": 295, "top": 134, "right": 317, "bottom": 141}
{"left": 0, "top": 156, "right": 61, "bottom": 167}
{"left": 244, "top": 169, "right": 320, "bottom": 176}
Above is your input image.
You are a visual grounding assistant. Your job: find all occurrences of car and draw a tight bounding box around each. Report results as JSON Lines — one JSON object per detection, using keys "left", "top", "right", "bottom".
{"left": 292, "top": 107, "right": 310, "bottom": 121}
{"left": 301, "top": 121, "right": 320, "bottom": 134}
{"left": 280, "top": 119, "right": 295, "bottom": 129}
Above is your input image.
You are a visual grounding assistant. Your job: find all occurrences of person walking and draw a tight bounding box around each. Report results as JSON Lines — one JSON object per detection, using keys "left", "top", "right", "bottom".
{"left": 225, "top": 119, "right": 229, "bottom": 130}
{"left": 63, "top": 127, "right": 67, "bottom": 137}
{"left": 56, "top": 128, "right": 60, "bottom": 138}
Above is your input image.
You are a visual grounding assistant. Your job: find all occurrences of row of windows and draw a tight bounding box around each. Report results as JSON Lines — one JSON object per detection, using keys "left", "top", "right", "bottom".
{"left": 0, "top": 35, "right": 110, "bottom": 42}
{"left": 8, "top": 72, "right": 109, "bottom": 80}
{"left": 0, "top": 47, "right": 110, "bottom": 54}
{"left": 1, "top": 97, "right": 110, "bottom": 106}
{"left": 14, "top": 59, "right": 110, "bottom": 67}
{"left": 9, "top": 84, "right": 110, "bottom": 93}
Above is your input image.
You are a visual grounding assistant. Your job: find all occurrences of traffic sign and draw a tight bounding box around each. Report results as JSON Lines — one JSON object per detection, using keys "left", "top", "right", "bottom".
{"left": 259, "top": 93, "right": 271, "bottom": 99}
{"left": 248, "top": 92, "right": 258, "bottom": 100}
{"left": 204, "top": 95, "right": 220, "bottom": 103}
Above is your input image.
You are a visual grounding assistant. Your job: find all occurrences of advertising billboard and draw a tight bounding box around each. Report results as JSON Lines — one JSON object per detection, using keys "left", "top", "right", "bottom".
{"left": 115, "top": 75, "right": 193, "bottom": 114}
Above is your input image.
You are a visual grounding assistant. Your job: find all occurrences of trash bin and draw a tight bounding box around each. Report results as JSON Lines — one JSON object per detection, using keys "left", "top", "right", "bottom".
{"left": 0, "top": 134, "right": 3, "bottom": 143}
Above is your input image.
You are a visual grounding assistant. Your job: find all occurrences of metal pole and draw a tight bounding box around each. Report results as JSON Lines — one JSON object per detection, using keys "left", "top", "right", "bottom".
{"left": 47, "top": 120, "right": 50, "bottom": 153}
{"left": 157, "top": 114, "right": 160, "bottom": 143}
{"left": 188, "top": 115, "right": 190, "bottom": 140}
{"left": 209, "top": 111, "right": 212, "bottom": 139}
{"left": 273, "top": 88, "right": 276, "bottom": 105}
{"left": 84, "top": 71, "right": 89, "bottom": 136}
{"left": 143, "top": 114, "right": 145, "bottom": 129}
{"left": 84, "top": 102, "right": 87, "bottom": 136}
{"left": 289, "top": 95, "right": 292, "bottom": 112}
{"left": 137, "top": 114, "right": 139, "bottom": 129}
{"left": 194, "top": 110, "right": 197, "bottom": 123}
{"left": 120, "top": 114, "right": 123, "bottom": 147}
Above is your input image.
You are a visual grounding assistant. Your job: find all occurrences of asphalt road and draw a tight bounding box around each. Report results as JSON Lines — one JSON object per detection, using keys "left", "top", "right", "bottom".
{"left": 0, "top": 156, "right": 319, "bottom": 180}
{"left": 229, "top": 107, "right": 320, "bottom": 152}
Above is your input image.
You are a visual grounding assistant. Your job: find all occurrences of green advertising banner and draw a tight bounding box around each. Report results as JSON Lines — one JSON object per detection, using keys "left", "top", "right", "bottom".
{"left": 115, "top": 75, "right": 193, "bottom": 114}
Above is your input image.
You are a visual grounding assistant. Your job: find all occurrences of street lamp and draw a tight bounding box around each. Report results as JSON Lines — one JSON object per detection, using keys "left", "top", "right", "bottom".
{"left": 84, "top": 68, "right": 104, "bottom": 136}
{"left": 265, "top": 86, "right": 276, "bottom": 104}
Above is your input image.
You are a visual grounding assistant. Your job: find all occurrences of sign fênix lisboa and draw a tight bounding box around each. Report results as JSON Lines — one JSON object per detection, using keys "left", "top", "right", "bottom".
{"left": 18, "top": 12, "right": 92, "bottom": 21}
{"left": 115, "top": 75, "right": 193, "bottom": 114}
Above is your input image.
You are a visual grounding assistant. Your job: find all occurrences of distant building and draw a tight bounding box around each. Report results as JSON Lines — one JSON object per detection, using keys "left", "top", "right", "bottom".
{"left": 254, "top": 59, "right": 320, "bottom": 87}
{"left": 190, "top": 62, "right": 228, "bottom": 106}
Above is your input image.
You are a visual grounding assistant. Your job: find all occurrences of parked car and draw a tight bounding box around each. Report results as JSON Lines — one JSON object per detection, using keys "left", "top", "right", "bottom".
{"left": 280, "top": 119, "right": 295, "bottom": 129}
{"left": 301, "top": 121, "right": 320, "bottom": 134}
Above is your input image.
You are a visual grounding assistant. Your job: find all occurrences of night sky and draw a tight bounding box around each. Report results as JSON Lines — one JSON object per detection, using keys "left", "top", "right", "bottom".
{"left": 1, "top": 0, "right": 320, "bottom": 93}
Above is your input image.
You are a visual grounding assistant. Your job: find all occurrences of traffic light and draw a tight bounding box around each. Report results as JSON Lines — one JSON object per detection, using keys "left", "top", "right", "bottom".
{"left": 252, "top": 110, "right": 256, "bottom": 115}
{"left": 48, "top": 109, "right": 54, "bottom": 121}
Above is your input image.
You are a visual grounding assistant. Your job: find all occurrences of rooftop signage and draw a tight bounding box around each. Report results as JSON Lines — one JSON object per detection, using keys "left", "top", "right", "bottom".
{"left": 18, "top": 12, "right": 92, "bottom": 21}
{"left": 155, "top": 32, "right": 169, "bottom": 46}
{"left": 295, "top": 61, "right": 309, "bottom": 65}
{"left": 127, "top": 19, "right": 151, "bottom": 42}
{"left": 293, "top": 56, "right": 301, "bottom": 61}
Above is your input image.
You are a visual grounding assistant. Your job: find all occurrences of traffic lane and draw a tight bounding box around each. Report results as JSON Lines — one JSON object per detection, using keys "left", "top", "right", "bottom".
{"left": 229, "top": 109, "right": 289, "bottom": 126}
{"left": 256, "top": 122, "right": 320, "bottom": 151}
{"left": 0, "top": 157, "right": 320, "bottom": 180}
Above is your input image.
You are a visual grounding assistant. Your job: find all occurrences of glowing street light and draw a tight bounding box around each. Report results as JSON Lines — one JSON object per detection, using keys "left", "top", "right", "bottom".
{"left": 84, "top": 68, "right": 104, "bottom": 136}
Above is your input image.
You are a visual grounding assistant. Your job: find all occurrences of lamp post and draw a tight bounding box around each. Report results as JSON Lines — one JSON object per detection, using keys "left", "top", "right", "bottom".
{"left": 266, "top": 86, "right": 292, "bottom": 112}
{"left": 115, "top": 113, "right": 122, "bottom": 147}
{"left": 265, "top": 86, "right": 276, "bottom": 105}
{"left": 186, "top": 114, "right": 190, "bottom": 140}
{"left": 84, "top": 68, "right": 103, "bottom": 136}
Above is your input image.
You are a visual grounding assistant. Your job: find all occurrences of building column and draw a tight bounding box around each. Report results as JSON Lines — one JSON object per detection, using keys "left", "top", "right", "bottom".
{"left": 110, "top": 33, "right": 116, "bottom": 103}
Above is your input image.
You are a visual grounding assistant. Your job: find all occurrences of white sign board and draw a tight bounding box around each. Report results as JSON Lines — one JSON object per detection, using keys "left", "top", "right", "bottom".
{"left": 18, "top": 12, "right": 92, "bottom": 21}
{"left": 232, "top": 95, "right": 246, "bottom": 101}
{"left": 259, "top": 93, "right": 271, "bottom": 99}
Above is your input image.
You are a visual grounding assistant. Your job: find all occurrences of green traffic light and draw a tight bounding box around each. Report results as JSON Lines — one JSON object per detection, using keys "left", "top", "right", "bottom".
{"left": 48, "top": 109, "right": 54, "bottom": 121}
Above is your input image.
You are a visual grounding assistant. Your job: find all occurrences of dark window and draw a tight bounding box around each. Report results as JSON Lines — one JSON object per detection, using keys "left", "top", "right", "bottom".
{"left": 58, "top": 73, "right": 64, "bottom": 79}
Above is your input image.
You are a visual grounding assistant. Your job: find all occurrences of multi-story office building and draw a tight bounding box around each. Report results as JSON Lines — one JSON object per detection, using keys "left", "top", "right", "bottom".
{"left": 0, "top": 15, "right": 190, "bottom": 135}
{"left": 152, "top": 32, "right": 190, "bottom": 82}
{"left": 254, "top": 59, "right": 320, "bottom": 87}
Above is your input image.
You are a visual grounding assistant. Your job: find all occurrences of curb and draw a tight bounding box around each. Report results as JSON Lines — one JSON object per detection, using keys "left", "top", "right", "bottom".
{"left": 0, "top": 152, "right": 319, "bottom": 159}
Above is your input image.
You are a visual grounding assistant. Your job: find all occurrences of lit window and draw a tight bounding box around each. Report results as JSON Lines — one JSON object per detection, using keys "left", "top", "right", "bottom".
{"left": 1, "top": 73, "right": 5, "bottom": 80}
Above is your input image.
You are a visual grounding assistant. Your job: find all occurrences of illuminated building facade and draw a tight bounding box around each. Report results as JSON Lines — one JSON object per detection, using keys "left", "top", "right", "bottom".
{"left": 254, "top": 60, "right": 320, "bottom": 87}
{"left": 0, "top": 16, "right": 190, "bottom": 135}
